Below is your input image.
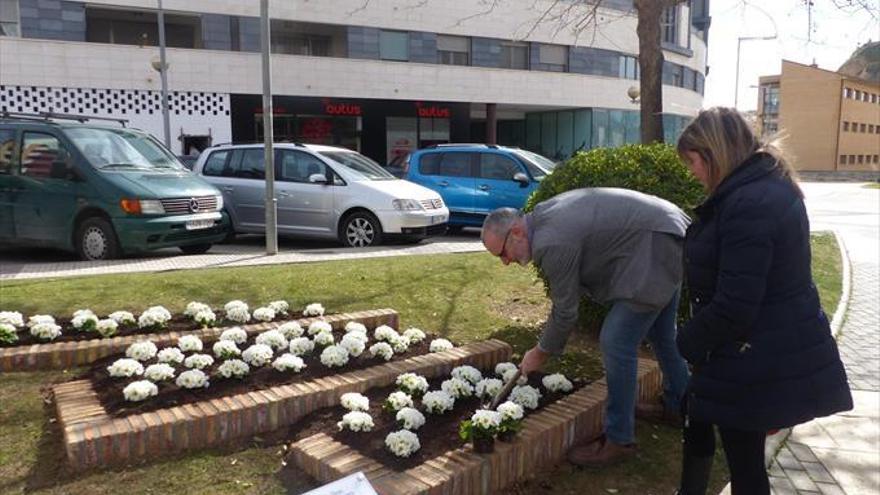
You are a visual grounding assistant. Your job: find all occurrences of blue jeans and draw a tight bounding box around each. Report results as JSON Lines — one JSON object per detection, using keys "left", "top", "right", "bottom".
{"left": 599, "top": 289, "right": 689, "bottom": 445}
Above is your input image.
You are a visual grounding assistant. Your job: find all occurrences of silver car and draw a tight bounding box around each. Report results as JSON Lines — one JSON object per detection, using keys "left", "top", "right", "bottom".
{"left": 192, "top": 143, "right": 449, "bottom": 247}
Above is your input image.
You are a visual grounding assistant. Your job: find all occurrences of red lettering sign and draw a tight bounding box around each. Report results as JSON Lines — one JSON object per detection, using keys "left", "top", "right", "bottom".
{"left": 415, "top": 102, "right": 450, "bottom": 118}
{"left": 322, "top": 99, "right": 362, "bottom": 116}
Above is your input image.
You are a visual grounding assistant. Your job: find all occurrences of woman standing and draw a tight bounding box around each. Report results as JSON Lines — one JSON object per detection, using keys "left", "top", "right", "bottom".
{"left": 674, "top": 107, "right": 852, "bottom": 494}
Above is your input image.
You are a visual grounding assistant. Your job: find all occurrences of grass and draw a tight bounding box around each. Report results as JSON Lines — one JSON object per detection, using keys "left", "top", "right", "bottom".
{"left": 863, "top": 182, "right": 880, "bottom": 189}
{"left": 0, "top": 233, "right": 842, "bottom": 495}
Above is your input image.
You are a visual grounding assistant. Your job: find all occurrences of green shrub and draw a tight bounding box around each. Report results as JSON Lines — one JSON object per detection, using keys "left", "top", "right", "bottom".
{"left": 524, "top": 143, "right": 706, "bottom": 332}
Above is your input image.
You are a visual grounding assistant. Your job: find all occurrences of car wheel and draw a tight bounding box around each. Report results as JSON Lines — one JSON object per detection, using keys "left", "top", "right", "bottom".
{"left": 340, "top": 212, "right": 383, "bottom": 248}
{"left": 179, "top": 243, "right": 213, "bottom": 255}
{"left": 75, "top": 217, "right": 120, "bottom": 261}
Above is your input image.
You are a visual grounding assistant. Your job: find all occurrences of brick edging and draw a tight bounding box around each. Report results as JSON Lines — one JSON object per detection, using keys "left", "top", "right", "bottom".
{"left": 54, "top": 339, "right": 512, "bottom": 471}
{"left": 1, "top": 309, "right": 399, "bottom": 372}
{"left": 290, "top": 359, "right": 662, "bottom": 495}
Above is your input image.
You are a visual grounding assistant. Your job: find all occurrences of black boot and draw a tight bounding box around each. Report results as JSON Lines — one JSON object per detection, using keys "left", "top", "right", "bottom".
{"left": 676, "top": 455, "right": 713, "bottom": 495}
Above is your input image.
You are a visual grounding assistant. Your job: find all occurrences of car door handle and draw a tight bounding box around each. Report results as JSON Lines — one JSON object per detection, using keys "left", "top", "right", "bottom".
{"left": 278, "top": 191, "right": 292, "bottom": 198}
{"left": 478, "top": 184, "right": 490, "bottom": 191}
{"left": 221, "top": 186, "right": 234, "bottom": 192}
{"left": 438, "top": 181, "right": 449, "bottom": 187}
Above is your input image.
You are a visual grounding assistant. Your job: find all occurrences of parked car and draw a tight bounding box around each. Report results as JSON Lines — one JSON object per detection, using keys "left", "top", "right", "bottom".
{"left": 192, "top": 143, "right": 449, "bottom": 247}
{"left": 400, "top": 144, "right": 557, "bottom": 230}
{"left": 0, "top": 113, "right": 229, "bottom": 260}
{"left": 177, "top": 154, "right": 199, "bottom": 170}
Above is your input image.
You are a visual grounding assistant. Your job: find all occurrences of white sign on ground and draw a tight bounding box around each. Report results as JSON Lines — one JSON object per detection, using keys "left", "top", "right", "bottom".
{"left": 302, "top": 472, "right": 378, "bottom": 495}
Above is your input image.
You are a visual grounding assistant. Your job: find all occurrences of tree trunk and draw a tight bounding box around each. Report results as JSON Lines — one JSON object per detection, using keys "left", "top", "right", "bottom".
{"left": 634, "top": 0, "right": 667, "bottom": 144}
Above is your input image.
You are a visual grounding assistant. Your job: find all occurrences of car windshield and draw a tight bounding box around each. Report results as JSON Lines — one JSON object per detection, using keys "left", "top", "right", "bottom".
{"left": 513, "top": 149, "right": 557, "bottom": 180}
{"left": 318, "top": 151, "right": 396, "bottom": 180}
{"left": 65, "top": 127, "right": 182, "bottom": 170}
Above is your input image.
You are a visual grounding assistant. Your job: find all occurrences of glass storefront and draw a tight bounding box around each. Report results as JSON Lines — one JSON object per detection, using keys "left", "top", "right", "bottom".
{"left": 255, "top": 113, "right": 362, "bottom": 151}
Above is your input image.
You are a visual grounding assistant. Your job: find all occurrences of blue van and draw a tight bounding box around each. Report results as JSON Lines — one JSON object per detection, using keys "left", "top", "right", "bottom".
{"left": 401, "top": 144, "right": 556, "bottom": 230}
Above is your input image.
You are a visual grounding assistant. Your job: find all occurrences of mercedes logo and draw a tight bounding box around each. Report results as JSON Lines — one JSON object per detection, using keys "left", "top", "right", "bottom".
{"left": 189, "top": 198, "right": 200, "bottom": 213}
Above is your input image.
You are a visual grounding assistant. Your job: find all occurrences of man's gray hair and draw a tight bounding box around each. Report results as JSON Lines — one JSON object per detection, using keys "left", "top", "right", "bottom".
{"left": 481, "top": 207, "right": 524, "bottom": 242}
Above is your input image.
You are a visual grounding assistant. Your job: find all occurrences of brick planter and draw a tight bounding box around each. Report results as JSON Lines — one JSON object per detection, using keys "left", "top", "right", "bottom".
{"left": 53, "top": 339, "right": 511, "bottom": 471}
{"left": 1, "top": 309, "right": 398, "bottom": 372}
{"left": 290, "top": 359, "right": 662, "bottom": 495}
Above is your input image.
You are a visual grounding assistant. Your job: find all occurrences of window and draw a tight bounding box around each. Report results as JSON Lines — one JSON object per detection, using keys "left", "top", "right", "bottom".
{"left": 538, "top": 44, "right": 567, "bottom": 72}
{"left": 379, "top": 30, "right": 408, "bottom": 61}
{"left": 848, "top": 155, "right": 855, "bottom": 164}
{"left": 870, "top": 124, "right": 875, "bottom": 134}
{"left": 872, "top": 94, "right": 878, "bottom": 104}
{"left": 0, "top": 0, "right": 19, "bottom": 37}
{"left": 202, "top": 150, "right": 230, "bottom": 176}
{"left": 418, "top": 153, "right": 442, "bottom": 175}
{"left": 843, "top": 87, "right": 851, "bottom": 99}
{"left": 618, "top": 55, "right": 638, "bottom": 80}
{"left": 478, "top": 153, "right": 521, "bottom": 180}
{"left": 843, "top": 121, "right": 850, "bottom": 132}
{"left": 861, "top": 123, "right": 867, "bottom": 133}
{"left": 438, "top": 152, "right": 475, "bottom": 177}
{"left": 86, "top": 7, "right": 200, "bottom": 48}
{"left": 0, "top": 129, "right": 14, "bottom": 174}
{"left": 854, "top": 90, "right": 862, "bottom": 100}
{"left": 763, "top": 86, "right": 780, "bottom": 114}
{"left": 874, "top": 155, "right": 879, "bottom": 164}
{"left": 277, "top": 150, "right": 327, "bottom": 183}
{"left": 661, "top": 5, "right": 678, "bottom": 45}
{"left": 839, "top": 155, "right": 847, "bottom": 165}
{"left": 229, "top": 148, "right": 265, "bottom": 179}
{"left": 21, "top": 132, "right": 65, "bottom": 178}
{"left": 500, "top": 42, "right": 529, "bottom": 70}
{"left": 437, "top": 35, "right": 469, "bottom": 66}
{"left": 272, "top": 33, "right": 331, "bottom": 56}
{"left": 864, "top": 92, "right": 870, "bottom": 102}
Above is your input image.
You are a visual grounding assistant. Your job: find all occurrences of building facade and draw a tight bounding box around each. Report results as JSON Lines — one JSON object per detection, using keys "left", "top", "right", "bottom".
{"left": 757, "top": 60, "right": 880, "bottom": 172}
{"left": 0, "top": 0, "right": 709, "bottom": 164}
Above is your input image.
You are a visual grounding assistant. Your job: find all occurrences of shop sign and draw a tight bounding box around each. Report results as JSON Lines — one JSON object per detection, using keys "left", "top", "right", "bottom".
{"left": 415, "top": 102, "right": 451, "bottom": 118}
{"left": 323, "top": 99, "right": 362, "bottom": 116}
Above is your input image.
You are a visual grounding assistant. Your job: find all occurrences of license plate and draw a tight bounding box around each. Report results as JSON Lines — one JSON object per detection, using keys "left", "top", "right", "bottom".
{"left": 185, "top": 219, "right": 214, "bottom": 231}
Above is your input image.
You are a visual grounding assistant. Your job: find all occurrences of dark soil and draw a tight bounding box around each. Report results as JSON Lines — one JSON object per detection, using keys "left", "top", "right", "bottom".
{"left": 288, "top": 373, "right": 586, "bottom": 471}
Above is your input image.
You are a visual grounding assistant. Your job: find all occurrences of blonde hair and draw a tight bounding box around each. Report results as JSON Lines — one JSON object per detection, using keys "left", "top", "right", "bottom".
{"left": 677, "top": 107, "right": 801, "bottom": 196}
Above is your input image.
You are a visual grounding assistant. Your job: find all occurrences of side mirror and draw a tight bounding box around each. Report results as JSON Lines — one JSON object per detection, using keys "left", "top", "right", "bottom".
{"left": 308, "top": 173, "right": 328, "bottom": 184}
{"left": 512, "top": 172, "right": 530, "bottom": 187}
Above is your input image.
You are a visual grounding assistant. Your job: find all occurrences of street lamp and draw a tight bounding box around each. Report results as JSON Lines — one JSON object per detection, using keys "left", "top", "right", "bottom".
{"left": 734, "top": 35, "right": 776, "bottom": 109}
{"left": 627, "top": 85, "right": 641, "bottom": 104}
{"left": 260, "top": 0, "right": 278, "bottom": 255}
{"left": 153, "top": 0, "right": 171, "bottom": 149}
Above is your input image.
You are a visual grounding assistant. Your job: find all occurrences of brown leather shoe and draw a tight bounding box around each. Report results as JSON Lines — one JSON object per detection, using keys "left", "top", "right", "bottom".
{"left": 567, "top": 435, "right": 637, "bottom": 468}
{"left": 635, "top": 397, "right": 682, "bottom": 427}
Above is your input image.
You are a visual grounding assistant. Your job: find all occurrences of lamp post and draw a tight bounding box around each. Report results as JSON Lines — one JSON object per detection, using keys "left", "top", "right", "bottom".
{"left": 260, "top": 0, "right": 278, "bottom": 255}
{"left": 734, "top": 34, "right": 777, "bottom": 109}
{"left": 156, "top": 0, "right": 171, "bottom": 149}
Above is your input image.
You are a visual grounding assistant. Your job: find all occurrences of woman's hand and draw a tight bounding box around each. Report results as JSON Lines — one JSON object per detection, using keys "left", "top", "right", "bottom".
{"left": 520, "top": 346, "right": 550, "bottom": 377}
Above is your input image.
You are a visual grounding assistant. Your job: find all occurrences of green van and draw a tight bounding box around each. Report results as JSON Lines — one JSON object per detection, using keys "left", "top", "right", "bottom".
{"left": 0, "top": 114, "right": 229, "bottom": 260}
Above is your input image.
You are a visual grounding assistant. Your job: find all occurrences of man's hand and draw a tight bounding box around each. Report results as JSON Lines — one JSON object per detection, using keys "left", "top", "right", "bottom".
{"left": 519, "top": 345, "right": 550, "bottom": 377}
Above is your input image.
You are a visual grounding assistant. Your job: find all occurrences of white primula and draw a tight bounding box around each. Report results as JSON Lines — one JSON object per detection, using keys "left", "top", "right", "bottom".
{"left": 384, "top": 391, "right": 414, "bottom": 412}
{"left": 373, "top": 325, "right": 398, "bottom": 342}
{"left": 396, "top": 407, "right": 426, "bottom": 431}
{"left": 303, "top": 303, "right": 325, "bottom": 317}
{"left": 339, "top": 333, "right": 366, "bottom": 357}
{"left": 268, "top": 300, "right": 289, "bottom": 315}
{"left": 340, "top": 392, "right": 370, "bottom": 412}
{"left": 451, "top": 365, "right": 482, "bottom": 385}
{"left": 475, "top": 378, "right": 504, "bottom": 401}
{"left": 542, "top": 373, "right": 574, "bottom": 393}
{"left": 255, "top": 329, "right": 288, "bottom": 351}
{"left": 288, "top": 337, "right": 315, "bottom": 356}
{"left": 212, "top": 340, "right": 241, "bottom": 359}
{"left": 176, "top": 369, "right": 209, "bottom": 389}
{"left": 30, "top": 322, "right": 62, "bottom": 341}
{"left": 337, "top": 411, "right": 374, "bottom": 433}
{"left": 320, "top": 345, "right": 349, "bottom": 368}
{"left": 107, "top": 358, "right": 144, "bottom": 378}
{"left": 396, "top": 373, "right": 429, "bottom": 396}
{"left": 241, "top": 344, "right": 274, "bottom": 367}
{"left": 422, "top": 390, "right": 455, "bottom": 414}
{"left": 390, "top": 334, "right": 410, "bottom": 354}
{"left": 441, "top": 377, "right": 474, "bottom": 399}
{"left": 471, "top": 409, "right": 502, "bottom": 430}
{"left": 27, "top": 314, "right": 55, "bottom": 328}
{"left": 143, "top": 363, "right": 176, "bottom": 382}
{"left": 253, "top": 306, "right": 276, "bottom": 322}
{"left": 123, "top": 380, "right": 158, "bottom": 402}
{"left": 224, "top": 300, "right": 248, "bottom": 312}
{"left": 278, "top": 321, "right": 304, "bottom": 339}
{"left": 495, "top": 362, "right": 518, "bottom": 377}
{"left": 496, "top": 401, "right": 524, "bottom": 422}
{"left": 0, "top": 323, "right": 17, "bottom": 344}
{"left": 138, "top": 306, "right": 172, "bottom": 329}
{"left": 0, "top": 311, "right": 24, "bottom": 328}
{"left": 501, "top": 367, "right": 528, "bottom": 386}
{"left": 225, "top": 305, "right": 250, "bottom": 324}
{"left": 108, "top": 311, "right": 136, "bottom": 326}
{"left": 126, "top": 341, "right": 158, "bottom": 362}
{"left": 156, "top": 347, "right": 185, "bottom": 364}
{"left": 385, "top": 430, "right": 420, "bottom": 458}
{"left": 509, "top": 385, "right": 542, "bottom": 410}
{"left": 429, "top": 338, "right": 454, "bottom": 353}
{"left": 217, "top": 359, "right": 250, "bottom": 379}
{"left": 194, "top": 309, "right": 216, "bottom": 328}
{"left": 344, "top": 321, "right": 367, "bottom": 335}
{"left": 71, "top": 309, "right": 98, "bottom": 332}
{"left": 177, "top": 335, "right": 204, "bottom": 352}
{"left": 96, "top": 318, "right": 119, "bottom": 337}
{"left": 312, "top": 330, "right": 335, "bottom": 347}
{"left": 308, "top": 320, "right": 332, "bottom": 336}
{"left": 272, "top": 353, "right": 306, "bottom": 372}
{"left": 219, "top": 327, "right": 248, "bottom": 345}
{"left": 402, "top": 327, "right": 426, "bottom": 344}
{"left": 369, "top": 342, "right": 393, "bottom": 361}
{"left": 184, "top": 353, "right": 214, "bottom": 370}
{"left": 183, "top": 301, "right": 211, "bottom": 318}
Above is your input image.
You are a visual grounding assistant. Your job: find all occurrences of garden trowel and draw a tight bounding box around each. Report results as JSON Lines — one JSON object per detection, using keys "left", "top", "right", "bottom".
{"left": 488, "top": 369, "right": 522, "bottom": 410}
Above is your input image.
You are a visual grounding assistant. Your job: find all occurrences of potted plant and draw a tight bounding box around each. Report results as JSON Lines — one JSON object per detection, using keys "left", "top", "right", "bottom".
{"left": 496, "top": 401, "right": 525, "bottom": 442}
{"left": 459, "top": 409, "right": 501, "bottom": 454}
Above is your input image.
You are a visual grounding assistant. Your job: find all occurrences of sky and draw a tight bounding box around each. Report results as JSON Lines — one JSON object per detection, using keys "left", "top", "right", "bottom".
{"left": 703, "top": 0, "right": 880, "bottom": 112}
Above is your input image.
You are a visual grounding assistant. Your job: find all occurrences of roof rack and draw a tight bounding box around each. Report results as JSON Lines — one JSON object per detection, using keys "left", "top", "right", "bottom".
{"left": 423, "top": 143, "right": 500, "bottom": 149}
{"left": 209, "top": 141, "right": 304, "bottom": 148}
{"left": 0, "top": 111, "right": 128, "bottom": 127}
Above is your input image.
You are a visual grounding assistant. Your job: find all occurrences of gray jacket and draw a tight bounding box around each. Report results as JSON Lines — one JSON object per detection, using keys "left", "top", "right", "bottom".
{"left": 528, "top": 188, "right": 690, "bottom": 355}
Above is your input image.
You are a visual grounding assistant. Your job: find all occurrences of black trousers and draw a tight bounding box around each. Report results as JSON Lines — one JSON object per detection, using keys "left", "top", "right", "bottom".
{"left": 684, "top": 418, "right": 771, "bottom": 495}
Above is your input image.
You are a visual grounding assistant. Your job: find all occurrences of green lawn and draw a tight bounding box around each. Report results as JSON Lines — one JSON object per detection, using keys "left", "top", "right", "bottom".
{"left": 0, "top": 233, "right": 842, "bottom": 495}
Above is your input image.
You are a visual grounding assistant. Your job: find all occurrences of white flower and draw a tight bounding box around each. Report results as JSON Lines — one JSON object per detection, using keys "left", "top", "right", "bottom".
{"left": 429, "top": 338, "right": 454, "bottom": 353}
{"left": 471, "top": 409, "right": 502, "bottom": 430}
{"left": 0, "top": 311, "right": 24, "bottom": 327}
{"left": 497, "top": 401, "right": 524, "bottom": 421}
{"left": 312, "top": 330, "right": 335, "bottom": 347}
{"left": 475, "top": 378, "right": 504, "bottom": 401}
{"left": 390, "top": 334, "right": 411, "bottom": 354}
{"left": 422, "top": 390, "right": 455, "bottom": 414}
{"left": 509, "top": 385, "right": 542, "bottom": 410}
{"left": 501, "top": 367, "right": 528, "bottom": 386}
{"left": 385, "top": 430, "right": 420, "bottom": 457}
{"left": 27, "top": 314, "right": 55, "bottom": 328}
{"left": 225, "top": 305, "right": 250, "bottom": 324}
{"left": 144, "top": 363, "right": 176, "bottom": 381}
{"left": 253, "top": 307, "right": 276, "bottom": 322}
{"left": 402, "top": 327, "right": 426, "bottom": 344}
{"left": 495, "top": 362, "right": 518, "bottom": 378}
{"left": 344, "top": 321, "right": 367, "bottom": 335}
{"left": 278, "top": 321, "right": 304, "bottom": 339}
{"left": 542, "top": 373, "right": 574, "bottom": 393}
{"left": 337, "top": 411, "right": 374, "bottom": 432}
{"left": 339, "top": 333, "right": 366, "bottom": 357}
{"left": 71, "top": 309, "right": 98, "bottom": 332}
{"left": 95, "top": 318, "right": 118, "bottom": 337}
{"left": 184, "top": 353, "right": 214, "bottom": 370}
{"left": 384, "top": 391, "right": 414, "bottom": 412}
{"left": 138, "top": 306, "right": 172, "bottom": 329}
{"left": 126, "top": 341, "right": 158, "bottom": 362}
{"left": 308, "top": 320, "right": 332, "bottom": 336}
{"left": 369, "top": 342, "right": 394, "bottom": 361}
{"left": 212, "top": 340, "right": 241, "bottom": 359}
{"left": 396, "top": 373, "right": 429, "bottom": 396}
{"left": 268, "top": 300, "right": 289, "bottom": 315}
{"left": 30, "top": 322, "right": 62, "bottom": 341}
{"left": 0, "top": 323, "right": 17, "bottom": 344}
{"left": 320, "top": 345, "right": 349, "bottom": 368}
{"left": 123, "top": 380, "right": 158, "bottom": 402}
{"left": 255, "top": 329, "right": 288, "bottom": 351}
{"left": 184, "top": 301, "right": 211, "bottom": 318}
{"left": 373, "top": 325, "right": 399, "bottom": 342}
{"left": 219, "top": 327, "right": 248, "bottom": 345}
{"left": 177, "top": 335, "right": 204, "bottom": 352}
{"left": 272, "top": 353, "right": 306, "bottom": 372}
{"left": 108, "top": 311, "right": 136, "bottom": 326}
{"left": 441, "top": 377, "right": 474, "bottom": 399}
{"left": 194, "top": 309, "right": 216, "bottom": 327}
{"left": 303, "top": 303, "right": 325, "bottom": 316}
{"left": 288, "top": 337, "right": 315, "bottom": 356}
{"left": 396, "top": 407, "right": 426, "bottom": 431}
{"left": 451, "top": 365, "right": 483, "bottom": 385}
{"left": 156, "top": 347, "right": 185, "bottom": 364}
{"left": 176, "top": 369, "right": 209, "bottom": 389}
{"left": 241, "top": 344, "right": 274, "bottom": 367}
{"left": 340, "top": 392, "right": 370, "bottom": 412}
{"left": 107, "top": 358, "right": 144, "bottom": 378}
{"left": 217, "top": 359, "right": 250, "bottom": 378}
{"left": 224, "top": 300, "right": 248, "bottom": 312}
